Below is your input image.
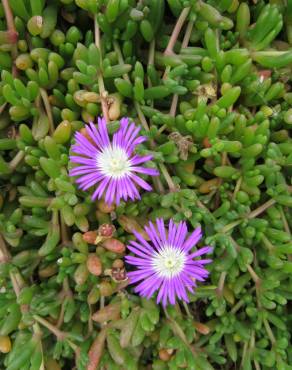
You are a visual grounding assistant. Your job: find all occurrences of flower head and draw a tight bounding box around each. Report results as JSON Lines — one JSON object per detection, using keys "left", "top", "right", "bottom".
{"left": 125, "top": 219, "right": 212, "bottom": 306}
{"left": 69, "top": 117, "right": 158, "bottom": 205}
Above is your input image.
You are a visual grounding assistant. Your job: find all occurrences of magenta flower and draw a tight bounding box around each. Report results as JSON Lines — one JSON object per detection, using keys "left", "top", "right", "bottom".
{"left": 125, "top": 219, "right": 212, "bottom": 306}
{"left": 69, "top": 117, "right": 159, "bottom": 204}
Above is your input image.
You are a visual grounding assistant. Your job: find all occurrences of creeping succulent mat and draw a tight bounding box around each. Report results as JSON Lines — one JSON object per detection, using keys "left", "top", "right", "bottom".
{"left": 0, "top": 0, "right": 292, "bottom": 369}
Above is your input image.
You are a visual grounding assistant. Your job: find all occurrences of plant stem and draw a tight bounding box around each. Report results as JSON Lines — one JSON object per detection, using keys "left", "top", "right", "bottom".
{"left": 246, "top": 264, "right": 261, "bottom": 285}
{"left": 9, "top": 150, "right": 24, "bottom": 171}
{"left": 169, "top": 20, "right": 194, "bottom": 117}
{"left": 159, "top": 163, "right": 178, "bottom": 192}
{"left": 182, "top": 301, "right": 192, "bottom": 318}
{"left": 164, "top": 7, "right": 191, "bottom": 55}
{"left": 113, "top": 40, "right": 131, "bottom": 83}
{"left": 2, "top": 0, "right": 16, "bottom": 34}
{"left": 40, "top": 88, "right": 54, "bottom": 134}
{"left": 261, "top": 235, "right": 274, "bottom": 252}
{"left": 134, "top": 101, "right": 150, "bottom": 132}
{"left": 263, "top": 318, "right": 276, "bottom": 345}
{"left": 169, "top": 95, "right": 179, "bottom": 117}
{"left": 0, "top": 233, "right": 11, "bottom": 262}
{"left": 163, "top": 306, "right": 170, "bottom": 319}
{"left": 247, "top": 198, "right": 276, "bottom": 219}
{"left": 2, "top": 0, "right": 18, "bottom": 76}
{"left": 279, "top": 206, "right": 291, "bottom": 235}
{"left": 147, "top": 39, "right": 155, "bottom": 87}
{"left": 230, "top": 299, "right": 244, "bottom": 314}
{"left": 216, "top": 271, "right": 227, "bottom": 297}
{"left": 33, "top": 315, "right": 67, "bottom": 341}
{"left": 57, "top": 299, "right": 66, "bottom": 328}
{"left": 10, "top": 269, "right": 29, "bottom": 313}
{"left": 60, "top": 214, "right": 70, "bottom": 245}
{"left": 220, "top": 219, "right": 243, "bottom": 233}
{"left": 94, "top": 15, "right": 110, "bottom": 123}
{"left": 232, "top": 176, "right": 242, "bottom": 200}
{"left": 230, "top": 286, "right": 256, "bottom": 314}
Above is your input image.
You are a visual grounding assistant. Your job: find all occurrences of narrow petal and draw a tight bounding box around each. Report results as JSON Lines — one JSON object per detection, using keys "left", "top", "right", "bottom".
{"left": 182, "top": 227, "right": 202, "bottom": 252}
{"left": 189, "top": 246, "right": 213, "bottom": 259}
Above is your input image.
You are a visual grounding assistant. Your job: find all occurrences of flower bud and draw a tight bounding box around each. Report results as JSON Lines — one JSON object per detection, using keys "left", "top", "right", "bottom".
{"left": 83, "top": 231, "right": 98, "bottom": 244}
{"left": 194, "top": 322, "right": 210, "bottom": 335}
{"left": 159, "top": 349, "right": 173, "bottom": 361}
{"left": 98, "top": 223, "right": 115, "bottom": 237}
{"left": 102, "top": 238, "right": 125, "bottom": 254}
{"left": 86, "top": 254, "right": 102, "bottom": 276}
{"left": 112, "top": 259, "right": 124, "bottom": 269}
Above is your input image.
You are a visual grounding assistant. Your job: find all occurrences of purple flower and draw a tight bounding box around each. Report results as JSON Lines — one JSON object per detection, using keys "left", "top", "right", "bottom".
{"left": 125, "top": 219, "right": 212, "bottom": 306}
{"left": 69, "top": 117, "right": 159, "bottom": 205}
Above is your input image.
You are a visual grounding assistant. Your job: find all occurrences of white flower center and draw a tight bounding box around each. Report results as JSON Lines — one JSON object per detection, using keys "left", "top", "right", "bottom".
{"left": 151, "top": 245, "right": 186, "bottom": 278}
{"left": 97, "top": 146, "right": 131, "bottom": 179}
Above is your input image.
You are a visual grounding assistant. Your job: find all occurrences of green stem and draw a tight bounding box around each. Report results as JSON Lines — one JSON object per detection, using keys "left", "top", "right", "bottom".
{"left": 182, "top": 301, "right": 192, "bottom": 318}
{"left": 9, "top": 150, "right": 24, "bottom": 171}
{"left": 247, "top": 198, "right": 276, "bottom": 219}
{"left": 279, "top": 206, "right": 291, "bottom": 235}
{"left": 33, "top": 314, "right": 67, "bottom": 341}
{"left": 216, "top": 271, "right": 227, "bottom": 297}
{"left": 246, "top": 264, "right": 261, "bottom": 285}
{"left": 263, "top": 318, "right": 276, "bottom": 345}
{"left": 232, "top": 176, "right": 242, "bottom": 200}
{"left": 134, "top": 101, "right": 150, "bottom": 132}
{"left": 113, "top": 40, "right": 130, "bottom": 83}
{"left": 40, "top": 88, "right": 54, "bottom": 134}
{"left": 163, "top": 306, "right": 170, "bottom": 319}
{"left": 261, "top": 235, "right": 274, "bottom": 252}
{"left": 220, "top": 219, "right": 243, "bottom": 233}
{"left": 159, "top": 163, "right": 178, "bottom": 192}
{"left": 231, "top": 287, "right": 256, "bottom": 314}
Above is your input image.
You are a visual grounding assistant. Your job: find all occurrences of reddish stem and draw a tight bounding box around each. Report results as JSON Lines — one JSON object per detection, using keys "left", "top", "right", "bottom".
{"left": 2, "top": 0, "right": 18, "bottom": 76}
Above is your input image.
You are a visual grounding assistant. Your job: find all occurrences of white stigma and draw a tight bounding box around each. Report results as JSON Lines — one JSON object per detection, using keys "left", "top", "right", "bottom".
{"left": 151, "top": 245, "right": 186, "bottom": 278}
{"left": 97, "top": 146, "right": 131, "bottom": 179}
